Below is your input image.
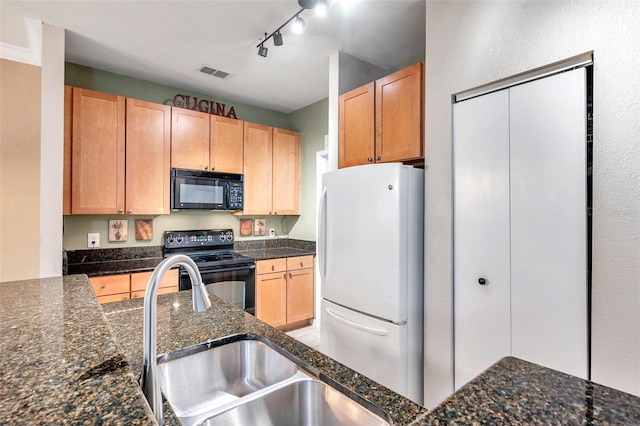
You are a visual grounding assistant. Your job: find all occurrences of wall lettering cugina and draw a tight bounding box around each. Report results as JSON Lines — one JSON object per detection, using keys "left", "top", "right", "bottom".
{"left": 172, "top": 94, "right": 237, "bottom": 119}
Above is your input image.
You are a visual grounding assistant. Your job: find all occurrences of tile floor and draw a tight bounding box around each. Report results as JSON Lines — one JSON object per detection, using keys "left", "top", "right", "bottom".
{"left": 286, "top": 324, "right": 321, "bottom": 351}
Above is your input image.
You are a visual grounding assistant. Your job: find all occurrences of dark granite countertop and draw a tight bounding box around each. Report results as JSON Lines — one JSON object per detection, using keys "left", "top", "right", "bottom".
{"left": 64, "top": 239, "right": 316, "bottom": 276}
{"left": 421, "top": 356, "right": 640, "bottom": 425}
{"left": 0, "top": 275, "right": 155, "bottom": 424}
{"left": 102, "top": 289, "right": 423, "bottom": 425}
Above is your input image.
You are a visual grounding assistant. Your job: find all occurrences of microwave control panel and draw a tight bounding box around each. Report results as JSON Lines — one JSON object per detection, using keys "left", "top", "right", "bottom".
{"left": 227, "top": 181, "right": 244, "bottom": 210}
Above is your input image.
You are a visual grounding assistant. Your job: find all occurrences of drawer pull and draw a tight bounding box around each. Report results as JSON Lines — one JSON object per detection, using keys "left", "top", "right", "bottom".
{"left": 100, "top": 284, "right": 106, "bottom": 289}
{"left": 271, "top": 265, "right": 275, "bottom": 271}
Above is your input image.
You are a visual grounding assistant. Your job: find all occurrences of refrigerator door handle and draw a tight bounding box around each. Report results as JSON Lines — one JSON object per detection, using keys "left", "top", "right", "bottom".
{"left": 326, "top": 307, "right": 389, "bottom": 336}
{"left": 318, "top": 187, "right": 328, "bottom": 281}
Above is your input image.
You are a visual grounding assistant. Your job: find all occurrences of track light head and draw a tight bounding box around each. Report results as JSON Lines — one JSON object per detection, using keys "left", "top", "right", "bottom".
{"left": 292, "top": 15, "right": 305, "bottom": 34}
{"left": 273, "top": 32, "right": 283, "bottom": 46}
{"left": 258, "top": 44, "right": 268, "bottom": 57}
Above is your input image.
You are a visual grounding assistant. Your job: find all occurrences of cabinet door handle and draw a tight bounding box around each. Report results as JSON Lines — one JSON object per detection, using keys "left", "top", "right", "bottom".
{"left": 204, "top": 165, "right": 208, "bottom": 170}
{"left": 127, "top": 209, "right": 132, "bottom": 214}
{"left": 274, "top": 211, "right": 277, "bottom": 215}
{"left": 289, "top": 273, "right": 292, "bottom": 279}
{"left": 367, "top": 157, "right": 373, "bottom": 162}
{"left": 211, "top": 166, "right": 215, "bottom": 171}
{"left": 118, "top": 209, "right": 124, "bottom": 213}
{"left": 478, "top": 277, "right": 487, "bottom": 285}
{"left": 375, "top": 156, "right": 381, "bottom": 161}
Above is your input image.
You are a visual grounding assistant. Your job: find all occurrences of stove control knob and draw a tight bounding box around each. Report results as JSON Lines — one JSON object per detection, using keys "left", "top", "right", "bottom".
{"left": 176, "top": 235, "right": 184, "bottom": 244}
{"left": 167, "top": 236, "right": 175, "bottom": 245}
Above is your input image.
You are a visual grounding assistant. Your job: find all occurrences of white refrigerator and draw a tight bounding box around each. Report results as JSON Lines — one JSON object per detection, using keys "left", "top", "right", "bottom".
{"left": 318, "top": 163, "right": 424, "bottom": 405}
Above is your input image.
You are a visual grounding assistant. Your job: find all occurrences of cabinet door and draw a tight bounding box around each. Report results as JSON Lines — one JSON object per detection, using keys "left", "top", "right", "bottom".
{"left": 286, "top": 267, "right": 314, "bottom": 324}
{"left": 453, "top": 89, "right": 511, "bottom": 389}
{"left": 375, "top": 62, "right": 424, "bottom": 163}
{"left": 71, "top": 88, "right": 125, "bottom": 214}
{"left": 126, "top": 99, "right": 171, "bottom": 214}
{"left": 210, "top": 116, "right": 244, "bottom": 174}
{"left": 243, "top": 122, "right": 273, "bottom": 215}
{"left": 509, "top": 68, "right": 587, "bottom": 379}
{"left": 90, "top": 274, "right": 130, "bottom": 299}
{"left": 171, "top": 107, "right": 209, "bottom": 170}
{"left": 256, "top": 271, "right": 287, "bottom": 327}
{"left": 272, "top": 128, "right": 300, "bottom": 215}
{"left": 339, "top": 82, "right": 375, "bottom": 168}
{"left": 63, "top": 85, "right": 72, "bottom": 215}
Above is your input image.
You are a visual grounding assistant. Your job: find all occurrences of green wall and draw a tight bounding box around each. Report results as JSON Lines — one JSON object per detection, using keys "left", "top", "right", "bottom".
{"left": 63, "top": 63, "right": 327, "bottom": 250}
{"left": 65, "top": 62, "right": 289, "bottom": 128}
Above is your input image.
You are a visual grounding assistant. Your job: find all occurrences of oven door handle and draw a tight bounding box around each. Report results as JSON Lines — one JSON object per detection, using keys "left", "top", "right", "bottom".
{"left": 181, "top": 263, "right": 256, "bottom": 274}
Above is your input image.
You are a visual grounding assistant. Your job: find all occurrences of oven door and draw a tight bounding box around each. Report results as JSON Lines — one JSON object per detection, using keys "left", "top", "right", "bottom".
{"left": 180, "top": 264, "right": 256, "bottom": 315}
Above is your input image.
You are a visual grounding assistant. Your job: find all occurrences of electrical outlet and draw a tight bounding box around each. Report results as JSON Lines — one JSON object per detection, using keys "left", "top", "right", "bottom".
{"left": 88, "top": 233, "right": 100, "bottom": 248}
{"left": 269, "top": 228, "right": 275, "bottom": 238}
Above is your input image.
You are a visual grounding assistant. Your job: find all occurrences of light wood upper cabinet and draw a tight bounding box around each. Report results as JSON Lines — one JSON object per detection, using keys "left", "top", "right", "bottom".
{"left": 339, "top": 82, "right": 375, "bottom": 168}
{"left": 243, "top": 124, "right": 300, "bottom": 215}
{"left": 338, "top": 62, "right": 424, "bottom": 168}
{"left": 375, "top": 61, "right": 424, "bottom": 163}
{"left": 126, "top": 99, "right": 171, "bottom": 214}
{"left": 63, "top": 85, "right": 72, "bottom": 215}
{"left": 71, "top": 88, "right": 125, "bottom": 214}
{"left": 170, "top": 107, "right": 210, "bottom": 170}
{"left": 272, "top": 128, "right": 300, "bottom": 215}
{"left": 210, "top": 115, "right": 244, "bottom": 174}
{"left": 243, "top": 122, "right": 273, "bottom": 215}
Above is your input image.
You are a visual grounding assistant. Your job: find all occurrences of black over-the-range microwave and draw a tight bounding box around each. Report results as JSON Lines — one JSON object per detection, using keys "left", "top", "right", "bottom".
{"left": 170, "top": 168, "right": 244, "bottom": 211}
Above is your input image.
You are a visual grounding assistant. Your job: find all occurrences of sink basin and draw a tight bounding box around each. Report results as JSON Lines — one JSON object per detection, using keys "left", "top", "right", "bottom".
{"left": 202, "top": 379, "right": 390, "bottom": 426}
{"left": 157, "top": 337, "right": 391, "bottom": 426}
{"left": 157, "top": 339, "right": 299, "bottom": 423}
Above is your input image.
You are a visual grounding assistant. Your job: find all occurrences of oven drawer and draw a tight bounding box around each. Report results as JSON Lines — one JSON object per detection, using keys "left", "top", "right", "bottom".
{"left": 257, "top": 258, "right": 287, "bottom": 275}
{"left": 286, "top": 255, "right": 314, "bottom": 271}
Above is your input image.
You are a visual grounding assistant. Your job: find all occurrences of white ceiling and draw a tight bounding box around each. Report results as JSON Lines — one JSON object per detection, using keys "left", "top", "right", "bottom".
{"left": 3, "top": 0, "right": 425, "bottom": 113}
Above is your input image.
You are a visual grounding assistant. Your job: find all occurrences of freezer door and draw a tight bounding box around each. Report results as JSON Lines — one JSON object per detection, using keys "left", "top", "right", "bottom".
{"left": 320, "top": 299, "right": 409, "bottom": 400}
{"left": 319, "top": 163, "right": 422, "bottom": 323}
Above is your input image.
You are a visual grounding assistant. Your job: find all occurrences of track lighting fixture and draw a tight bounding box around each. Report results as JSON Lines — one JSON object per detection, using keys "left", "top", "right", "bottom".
{"left": 256, "top": 0, "right": 330, "bottom": 58}
{"left": 273, "top": 31, "right": 283, "bottom": 46}
{"left": 292, "top": 15, "right": 305, "bottom": 34}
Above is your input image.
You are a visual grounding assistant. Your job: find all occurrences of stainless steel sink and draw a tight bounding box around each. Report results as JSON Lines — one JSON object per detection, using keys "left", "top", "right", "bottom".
{"left": 202, "top": 378, "right": 390, "bottom": 426}
{"left": 157, "top": 337, "right": 391, "bottom": 426}
{"left": 157, "top": 339, "right": 300, "bottom": 424}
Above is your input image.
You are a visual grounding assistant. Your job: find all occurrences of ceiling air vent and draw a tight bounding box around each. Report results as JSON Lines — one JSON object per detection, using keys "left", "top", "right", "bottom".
{"left": 200, "top": 66, "right": 231, "bottom": 79}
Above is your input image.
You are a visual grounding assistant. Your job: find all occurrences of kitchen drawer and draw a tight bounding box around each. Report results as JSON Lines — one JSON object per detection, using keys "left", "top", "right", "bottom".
{"left": 131, "top": 286, "right": 177, "bottom": 300}
{"left": 130, "top": 269, "right": 178, "bottom": 292}
{"left": 257, "top": 258, "right": 287, "bottom": 275}
{"left": 97, "top": 293, "right": 130, "bottom": 304}
{"left": 90, "top": 274, "right": 130, "bottom": 296}
{"left": 286, "top": 255, "right": 314, "bottom": 271}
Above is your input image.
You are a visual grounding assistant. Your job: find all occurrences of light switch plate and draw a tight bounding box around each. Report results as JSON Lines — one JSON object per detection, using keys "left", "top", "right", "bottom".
{"left": 88, "top": 233, "right": 100, "bottom": 248}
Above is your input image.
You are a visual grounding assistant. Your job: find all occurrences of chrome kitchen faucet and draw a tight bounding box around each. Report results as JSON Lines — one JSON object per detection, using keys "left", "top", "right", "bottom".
{"left": 140, "top": 254, "right": 211, "bottom": 424}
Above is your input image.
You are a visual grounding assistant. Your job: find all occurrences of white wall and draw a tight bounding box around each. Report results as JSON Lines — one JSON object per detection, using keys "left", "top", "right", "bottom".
{"left": 424, "top": 1, "right": 640, "bottom": 407}
{"left": 40, "top": 23, "right": 64, "bottom": 277}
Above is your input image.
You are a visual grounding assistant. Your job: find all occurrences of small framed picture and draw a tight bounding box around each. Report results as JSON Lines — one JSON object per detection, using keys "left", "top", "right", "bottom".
{"left": 239, "top": 218, "right": 253, "bottom": 236}
{"left": 253, "top": 218, "right": 266, "bottom": 236}
{"left": 135, "top": 219, "right": 153, "bottom": 240}
{"left": 108, "top": 219, "right": 128, "bottom": 242}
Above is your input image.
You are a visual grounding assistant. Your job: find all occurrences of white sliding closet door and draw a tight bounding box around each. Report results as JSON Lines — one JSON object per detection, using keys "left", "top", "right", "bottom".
{"left": 453, "top": 68, "right": 588, "bottom": 389}
{"left": 509, "top": 68, "right": 587, "bottom": 378}
{"left": 453, "top": 89, "right": 511, "bottom": 389}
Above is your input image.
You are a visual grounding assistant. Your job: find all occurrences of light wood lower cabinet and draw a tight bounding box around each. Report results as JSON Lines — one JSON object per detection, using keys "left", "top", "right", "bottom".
{"left": 130, "top": 269, "right": 179, "bottom": 300}
{"left": 89, "top": 269, "right": 178, "bottom": 304}
{"left": 90, "top": 274, "right": 130, "bottom": 304}
{"left": 255, "top": 256, "right": 314, "bottom": 329}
